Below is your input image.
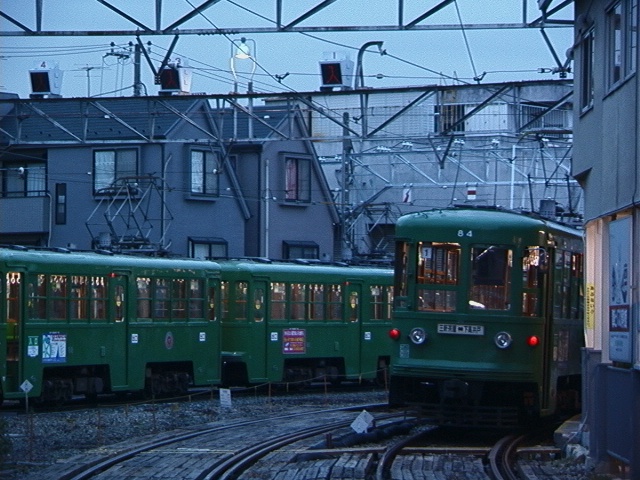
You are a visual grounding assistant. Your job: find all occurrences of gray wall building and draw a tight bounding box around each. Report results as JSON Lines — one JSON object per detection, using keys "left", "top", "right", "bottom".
{"left": 0, "top": 95, "right": 338, "bottom": 261}
{"left": 573, "top": 0, "right": 640, "bottom": 476}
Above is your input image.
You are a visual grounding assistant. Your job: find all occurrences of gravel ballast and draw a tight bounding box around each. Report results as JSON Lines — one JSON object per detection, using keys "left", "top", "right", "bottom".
{"left": 0, "top": 387, "right": 388, "bottom": 479}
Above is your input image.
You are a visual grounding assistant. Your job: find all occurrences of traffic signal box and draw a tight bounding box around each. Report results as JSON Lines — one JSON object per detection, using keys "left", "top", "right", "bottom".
{"left": 319, "top": 59, "right": 354, "bottom": 90}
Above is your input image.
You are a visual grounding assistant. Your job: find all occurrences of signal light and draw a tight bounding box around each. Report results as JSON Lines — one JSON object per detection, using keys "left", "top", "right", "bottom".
{"left": 319, "top": 58, "right": 353, "bottom": 90}
{"left": 388, "top": 328, "right": 401, "bottom": 340}
{"left": 527, "top": 336, "right": 540, "bottom": 347}
{"left": 29, "top": 63, "right": 63, "bottom": 97}
{"left": 157, "top": 61, "right": 192, "bottom": 95}
{"left": 30, "top": 71, "right": 51, "bottom": 93}
{"left": 159, "top": 67, "right": 181, "bottom": 91}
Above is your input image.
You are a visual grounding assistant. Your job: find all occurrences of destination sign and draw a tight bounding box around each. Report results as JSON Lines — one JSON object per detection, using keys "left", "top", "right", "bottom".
{"left": 437, "top": 324, "right": 484, "bottom": 336}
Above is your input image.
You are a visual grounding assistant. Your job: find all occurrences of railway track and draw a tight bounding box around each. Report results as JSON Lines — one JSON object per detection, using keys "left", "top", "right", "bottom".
{"left": 15, "top": 400, "right": 585, "bottom": 480}
{"left": 26, "top": 403, "right": 397, "bottom": 480}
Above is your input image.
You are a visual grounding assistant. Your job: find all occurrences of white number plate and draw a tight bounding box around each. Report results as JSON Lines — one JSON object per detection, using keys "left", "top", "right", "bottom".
{"left": 437, "top": 324, "right": 485, "bottom": 336}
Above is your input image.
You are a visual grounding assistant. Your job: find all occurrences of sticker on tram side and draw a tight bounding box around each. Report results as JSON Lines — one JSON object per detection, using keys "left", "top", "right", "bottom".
{"left": 27, "top": 336, "right": 39, "bottom": 357}
{"left": 42, "top": 333, "right": 67, "bottom": 363}
{"left": 282, "top": 328, "right": 306, "bottom": 354}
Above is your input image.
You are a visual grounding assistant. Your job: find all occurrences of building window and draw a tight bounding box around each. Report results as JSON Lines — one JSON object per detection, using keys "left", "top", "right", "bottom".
{"left": 189, "top": 237, "right": 228, "bottom": 259}
{"left": 94, "top": 149, "right": 137, "bottom": 193}
{"left": 55, "top": 183, "right": 67, "bottom": 225}
{"left": 607, "top": 0, "right": 638, "bottom": 89}
{"left": 434, "top": 103, "right": 466, "bottom": 133}
{"left": 0, "top": 162, "right": 46, "bottom": 197}
{"left": 190, "top": 149, "right": 220, "bottom": 196}
{"left": 284, "top": 157, "right": 311, "bottom": 202}
{"left": 283, "top": 241, "right": 319, "bottom": 260}
{"left": 580, "top": 27, "right": 595, "bottom": 111}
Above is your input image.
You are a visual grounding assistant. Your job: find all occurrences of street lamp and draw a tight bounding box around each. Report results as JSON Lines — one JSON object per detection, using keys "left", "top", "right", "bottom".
{"left": 230, "top": 37, "right": 256, "bottom": 93}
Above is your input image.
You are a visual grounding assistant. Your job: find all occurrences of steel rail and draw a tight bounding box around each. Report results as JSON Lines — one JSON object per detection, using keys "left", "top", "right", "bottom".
{"left": 61, "top": 402, "right": 387, "bottom": 480}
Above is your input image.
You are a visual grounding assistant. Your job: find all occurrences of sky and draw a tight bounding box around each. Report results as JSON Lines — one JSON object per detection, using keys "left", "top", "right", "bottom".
{"left": 0, "top": 1, "right": 575, "bottom": 99}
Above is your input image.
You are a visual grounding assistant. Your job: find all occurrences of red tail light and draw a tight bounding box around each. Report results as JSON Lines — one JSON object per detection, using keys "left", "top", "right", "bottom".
{"left": 388, "top": 328, "right": 401, "bottom": 340}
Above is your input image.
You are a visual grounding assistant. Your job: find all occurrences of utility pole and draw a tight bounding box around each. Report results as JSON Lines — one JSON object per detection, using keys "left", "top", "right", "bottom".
{"left": 133, "top": 42, "right": 142, "bottom": 96}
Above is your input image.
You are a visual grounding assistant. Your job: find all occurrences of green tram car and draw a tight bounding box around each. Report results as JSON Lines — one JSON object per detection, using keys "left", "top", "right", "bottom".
{"left": 388, "top": 207, "right": 584, "bottom": 426}
{"left": 0, "top": 247, "right": 393, "bottom": 404}
{"left": 0, "top": 247, "right": 222, "bottom": 403}
{"left": 217, "top": 260, "right": 394, "bottom": 387}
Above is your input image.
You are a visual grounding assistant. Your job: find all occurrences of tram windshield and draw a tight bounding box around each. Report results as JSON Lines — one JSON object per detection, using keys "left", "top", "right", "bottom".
{"left": 469, "top": 245, "right": 512, "bottom": 310}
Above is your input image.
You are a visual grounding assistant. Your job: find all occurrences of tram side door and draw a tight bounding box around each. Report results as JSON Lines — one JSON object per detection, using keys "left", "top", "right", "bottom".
{"left": 3, "top": 272, "right": 22, "bottom": 396}
{"left": 109, "top": 274, "right": 129, "bottom": 389}
{"left": 345, "top": 281, "right": 362, "bottom": 377}
{"left": 251, "top": 280, "right": 268, "bottom": 380}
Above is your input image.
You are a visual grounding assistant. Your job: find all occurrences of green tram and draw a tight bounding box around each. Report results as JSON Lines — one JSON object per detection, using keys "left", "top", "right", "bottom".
{"left": 388, "top": 207, "right": 584, "bottom": 426}
{"left": 0, "top": 247, "right": 221, "bottom": 403}
{"left": 217, "top": 260, "right": 394, "bottom": 387}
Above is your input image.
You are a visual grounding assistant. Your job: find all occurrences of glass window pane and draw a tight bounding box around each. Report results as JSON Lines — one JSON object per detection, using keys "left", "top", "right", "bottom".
{"left": 470, "top": 246, "right": 512, "bottom": 310}
{"left": 117, "top": 149, "right": 137, "bottom": 178}
{"left": 417, "top": 290, "right": 457, "bottom": 312}
{"left": 290, "top": 283, "right": 306, "bottom": 320}
{"left": 173, "top": 279, "right": 187, "bottom": 319}
{"left": 271, "top": 282, "right": 286, "bottom": 320}
{"left": 191, "top": 150, "right": 204, "bottom": 193}
{"left": 235, "top": 282, "right": 248, "bottom": 320}
{"left": 310, "top": 284, "right": 324, "bottom": 320}
{"left": 95, "top": 150, "right": 115, "bottom": 191}
{"left": 137, "top": 277, "right": 152, "bottom": 319}
{"left": 417, "top": 242, "right": 460, "bottom": 285}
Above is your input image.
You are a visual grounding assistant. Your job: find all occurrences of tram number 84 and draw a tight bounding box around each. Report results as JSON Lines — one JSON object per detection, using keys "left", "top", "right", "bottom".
{"left": 457, "top": 230, "right": 473, "bottom": 237}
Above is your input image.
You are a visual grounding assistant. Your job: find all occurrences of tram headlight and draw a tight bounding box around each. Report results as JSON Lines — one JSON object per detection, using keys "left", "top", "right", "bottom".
{"left": 409, "top": 327, "right": 427, "bottom": 345}
{"left": 494, "top": 331, "right": 512, "bottom": 349}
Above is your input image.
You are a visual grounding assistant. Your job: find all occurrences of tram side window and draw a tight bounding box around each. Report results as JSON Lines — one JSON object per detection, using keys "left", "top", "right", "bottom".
{"left": 26, "top": 274, "right": 107, "bottom": 322}
{"left": 172, "top": 279, "right": 187, "bottom": 319}
{"left": 290, "top": 283, "right": 307, "bottom": 320}
{"left": 235, "top": 282, "right": 248, "bottom": 320}
{"left": 417, "top": 242, "right": 460, "bottom": 285}
{"left": 470, "top": 246, "right": 512, "bottom": 310}
{"left": 189, "top": 279, "right": 205, "bottom": 320}
{"left": 70, "top": 276, "right": 89, "bottom": 320}
{"left": 571, "top": 252, "right": 584, "bottom": 320}
{"left": 370, "top": 285, "right": 394, "bottom": 320}
{"left": 221, "top": 281, "right": 229, "bottom": 319}
{"left": 371, "top": 285, "right": 385, "bottom": 320}
{"left": 6, "top": 273, "right": 20, "bottom": 323}
{"left": 6, "top": 273, "right": 20, "bottom": 362}
{"left": 208, "top": 284, "right": 217, "bottom": 321}
{"left": 154, "top": 279, "right": 170, "bottom": 319}
{"left": 253, "top": 287, "right": 264, "bottom": 322}
{"left": 309, "top": 284, "right": 325, "bottom": 320}
{"left": 137, "top": 277, "right": 152, "bottom": 319}
{"left": 91, "top": 276, "right": 107, "bottom": 321}
{"left": 394, "top": 241, "right": 409, "bottom": 303}
{"left": 50, "top": 275, "right": 68, "bottom": 319}
{"left": 270, "top": 282, "right": 286, "bottom": 320}
{"left": 328, "top": 284, "right": 343, "bottom": 320}
{"left": 28, "top": 274, "right": 47, "bottom": 319}
{"left": 416, "top": 242, "right": 460, "bottom": 313}
{"left": 522, "top": 247, "right": 546, "bottom": 316}
{"left": 553, "top": 250, "right": 571, "bottom": 319}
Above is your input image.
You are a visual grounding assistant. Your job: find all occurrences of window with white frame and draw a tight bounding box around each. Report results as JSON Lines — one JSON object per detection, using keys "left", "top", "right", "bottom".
{"left": 580, "top": 27, "right": 595, "bottom": 111}
{"left": 189, "top": 237, "right": 228, "bottom": 259}
{"left": 284, "top": 156, "right": 311, "bottom": 202}
{"left": 0, "top": 161, "right": 46, "bottom": 197}
{"left": 190, "top": 149, "right": 220, "bottom": 196}
{"left": 607, "top": 0, "right": 638, "bottom": 89}
{"left": 94, "top": 149, "right": 137, "bottom": 193}
{"left": 283, "top": 241, "right": 318, "bottom": 260}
